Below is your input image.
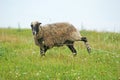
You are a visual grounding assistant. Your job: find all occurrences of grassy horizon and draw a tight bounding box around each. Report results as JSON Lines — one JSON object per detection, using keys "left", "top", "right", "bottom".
{"left": 0, "top": 28, "right": 120, "bottom": 80}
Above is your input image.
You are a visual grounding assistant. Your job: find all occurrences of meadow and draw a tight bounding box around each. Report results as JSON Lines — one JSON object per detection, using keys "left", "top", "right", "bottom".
{"left": 0, "top": 28, "right": 120, "bottom": 80}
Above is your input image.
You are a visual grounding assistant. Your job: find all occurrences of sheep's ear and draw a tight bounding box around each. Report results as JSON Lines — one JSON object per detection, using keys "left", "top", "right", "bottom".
{"left": 38, "top": 22, "right": 42, "bottom": 26}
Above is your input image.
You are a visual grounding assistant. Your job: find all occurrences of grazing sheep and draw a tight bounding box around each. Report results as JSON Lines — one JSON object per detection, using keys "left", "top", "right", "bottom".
{"left": 30, "top": 21, "right": 91, "bottom": 56}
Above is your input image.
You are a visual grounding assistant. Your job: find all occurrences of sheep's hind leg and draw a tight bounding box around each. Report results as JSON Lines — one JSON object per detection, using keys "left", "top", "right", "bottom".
{"left": 81, "top": 37, "right": 91, "bottom": 53}
{"left": 67, "top": 45, "right": 77, "bottom": 56}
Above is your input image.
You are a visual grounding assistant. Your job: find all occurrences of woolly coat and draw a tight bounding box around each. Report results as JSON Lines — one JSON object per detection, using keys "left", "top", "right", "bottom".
{"left": 34, "top": 22, "right": 82, "bottom": 48}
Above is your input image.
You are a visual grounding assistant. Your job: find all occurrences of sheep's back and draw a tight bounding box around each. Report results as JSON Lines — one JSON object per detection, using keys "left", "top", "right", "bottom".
{"left": 42, "top": 23, "right": 81, "bottom": 47}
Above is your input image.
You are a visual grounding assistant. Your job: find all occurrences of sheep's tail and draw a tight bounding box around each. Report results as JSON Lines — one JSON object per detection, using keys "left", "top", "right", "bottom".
{"left": 85, "top": 42, "right": 91, "bottom": 53}
{"left": 81, "top": 37, "right": 91, "bottom": 53}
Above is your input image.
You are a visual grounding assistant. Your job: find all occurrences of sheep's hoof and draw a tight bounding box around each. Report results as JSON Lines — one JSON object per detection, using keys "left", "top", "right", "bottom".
{"left": 73, "top": 53, "right": 77, "bottom": 57}
{"left": 41, "top": 53, "right": 45, "bottom": 57}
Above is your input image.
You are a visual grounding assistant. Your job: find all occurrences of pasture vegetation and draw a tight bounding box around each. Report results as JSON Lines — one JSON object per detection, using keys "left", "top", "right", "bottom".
{"left": 0, "top": 28, "right": 120, "bottom": 80}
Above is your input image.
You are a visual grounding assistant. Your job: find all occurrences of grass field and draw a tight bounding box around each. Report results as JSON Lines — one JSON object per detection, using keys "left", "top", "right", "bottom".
{"left": 0, "top": 28, "right": 120, "bottom": 80}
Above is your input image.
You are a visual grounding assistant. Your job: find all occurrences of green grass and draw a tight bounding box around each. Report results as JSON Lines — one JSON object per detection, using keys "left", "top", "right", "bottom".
{"left": 0, "top": 28, "right": 120, "bottom": 80}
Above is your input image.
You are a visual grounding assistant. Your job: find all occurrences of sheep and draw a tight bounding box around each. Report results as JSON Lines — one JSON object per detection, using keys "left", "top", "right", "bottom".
{"left": 30, "top": 21, "right": 91, "bottom": 56}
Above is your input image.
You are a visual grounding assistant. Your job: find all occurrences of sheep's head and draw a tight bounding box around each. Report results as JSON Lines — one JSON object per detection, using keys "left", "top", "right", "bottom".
{"left": 31, "top": 21, "right": 41, "bottom": 35}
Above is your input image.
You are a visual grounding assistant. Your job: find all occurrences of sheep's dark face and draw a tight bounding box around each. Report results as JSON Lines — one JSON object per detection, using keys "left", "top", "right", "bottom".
{"left": 31, "top": 21, "right": 41, "bottom": 35}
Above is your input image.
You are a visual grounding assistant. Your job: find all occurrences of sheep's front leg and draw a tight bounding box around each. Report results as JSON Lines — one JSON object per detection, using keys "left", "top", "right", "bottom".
{"left": 40, "top": 46, "right": 49, "bottom": 56}
{"left": 44, "top": 45, "right": 49, "bottom": 53}
{"left": 40, "top": 47, "right": 45, "bottom": 56}
{"left": 81, "top": 37, "right": 91, "bottom": 53}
